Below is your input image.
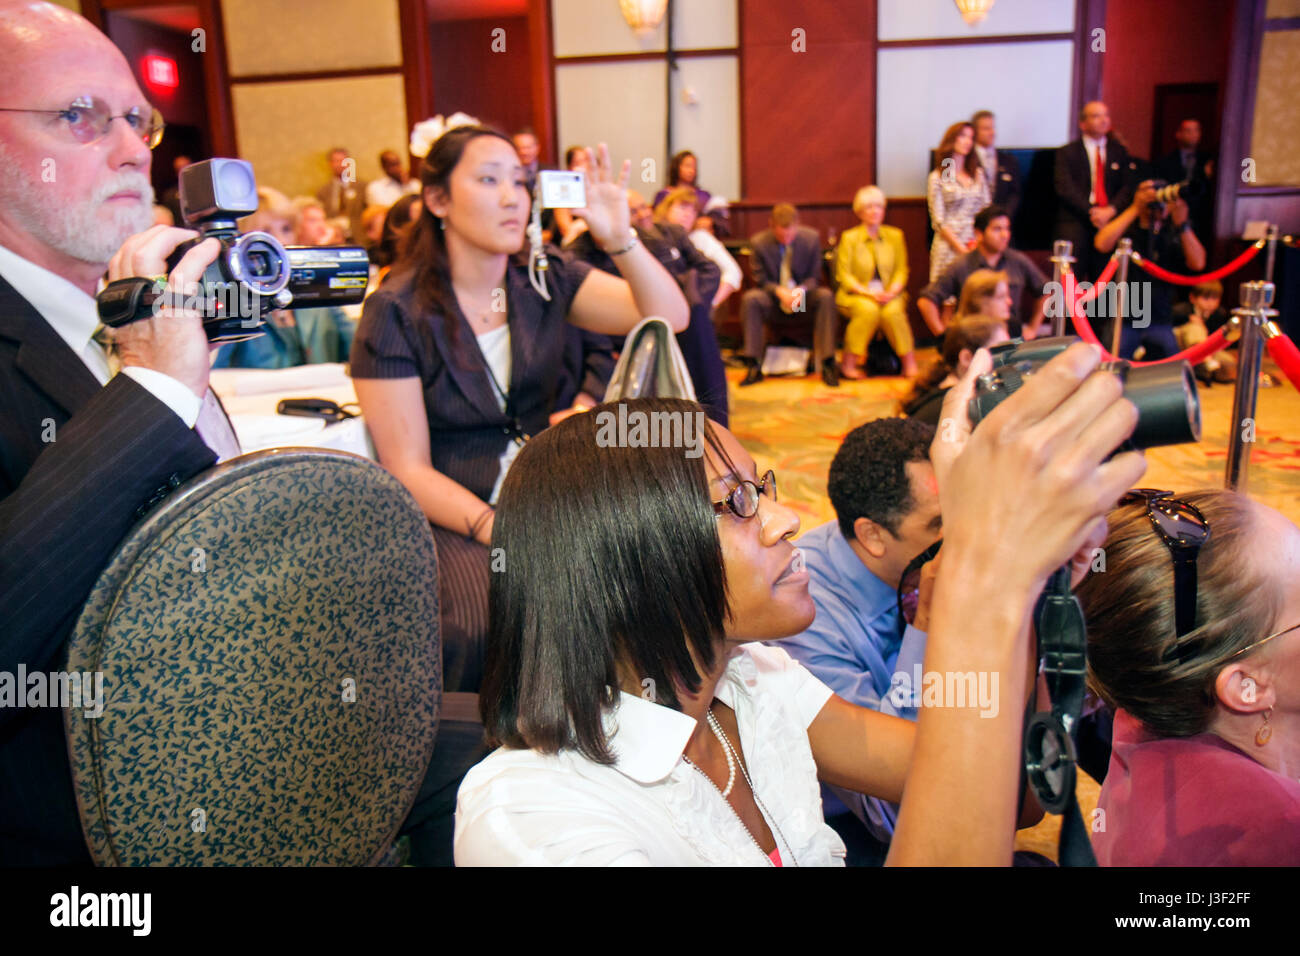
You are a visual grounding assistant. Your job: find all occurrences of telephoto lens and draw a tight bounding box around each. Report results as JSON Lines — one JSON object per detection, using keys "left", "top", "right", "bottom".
{"left": 967, "top": 336, "right": 1201, "bottom": 450}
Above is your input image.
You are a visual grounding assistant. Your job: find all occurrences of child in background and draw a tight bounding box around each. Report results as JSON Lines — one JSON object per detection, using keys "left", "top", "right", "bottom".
{"left": 1172, "top": 280, "right": 1235, "bottom": 384}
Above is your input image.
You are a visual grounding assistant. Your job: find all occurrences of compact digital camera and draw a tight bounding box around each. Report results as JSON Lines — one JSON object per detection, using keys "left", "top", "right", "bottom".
{"left": 537, "top": 169, "right": 586, "bottom": 209}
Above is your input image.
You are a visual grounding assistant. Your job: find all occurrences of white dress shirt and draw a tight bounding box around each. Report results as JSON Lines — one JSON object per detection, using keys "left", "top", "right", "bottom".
{"left": 0, "top": 243, "right": 201, "bottom": 426}
{"left": 689, "top": 228, "right": 743, "bottom": 292}
{"left": 454, "top": 642, "right": 848, "bottom": 866}
{"left": 364, "top": 176, "right": 420, "bottom": 209}
{"left": 476, "top": 322, "right": 520, "bottom": 506}
{"left": 975, "top": 143, "right": 997, "bottom": 186}
{"left": 1083, "top": 135, "right": 1108, "bottom": 206}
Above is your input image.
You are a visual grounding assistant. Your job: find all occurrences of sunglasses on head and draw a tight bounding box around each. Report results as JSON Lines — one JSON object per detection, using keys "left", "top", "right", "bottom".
{"left": 712, "top": 469, "right": 777, "bottom": 520}
{"left": 0, "top": 95, "right": 165, "bottom": 149}
{"left": 1118, "top": 488, "right": 1210, "bottom": 663}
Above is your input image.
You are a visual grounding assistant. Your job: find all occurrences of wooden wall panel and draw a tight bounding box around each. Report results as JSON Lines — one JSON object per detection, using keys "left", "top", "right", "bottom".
{"left": 739, "top": 0, "right": 875, "bottom": 203}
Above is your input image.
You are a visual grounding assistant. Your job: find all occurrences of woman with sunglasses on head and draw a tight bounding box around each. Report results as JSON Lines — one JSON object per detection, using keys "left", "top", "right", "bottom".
{"left": 352, "top": 124, "right": 687, "bottom": 703}
{"left": 1075, "top": 490, "right": 1300, "bottom": 865}
{"left": 455, "top": 340, "right": 1146, "bottom": 865}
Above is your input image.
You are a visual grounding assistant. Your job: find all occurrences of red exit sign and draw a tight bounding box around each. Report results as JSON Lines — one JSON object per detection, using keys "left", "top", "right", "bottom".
{"left": 142, "top": 54, "right": 178, "bottom": 90}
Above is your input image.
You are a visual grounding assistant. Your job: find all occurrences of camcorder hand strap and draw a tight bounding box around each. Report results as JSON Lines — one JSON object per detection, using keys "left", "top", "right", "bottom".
{"left": 1027, "top": 565, "right": 1098, "bottom": 867}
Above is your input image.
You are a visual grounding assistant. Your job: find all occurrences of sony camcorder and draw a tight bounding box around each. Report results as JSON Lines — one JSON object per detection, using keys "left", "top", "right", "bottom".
{"left": 967, "top": 336, "right": 1202, "bottom": 450}
{"left": 97, "top": 158, "right": 369, "bottom": 343}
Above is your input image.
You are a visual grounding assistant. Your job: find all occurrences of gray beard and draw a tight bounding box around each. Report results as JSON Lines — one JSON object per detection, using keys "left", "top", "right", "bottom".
{"left": 0, "top": 144, "right": 155, "bottom": 267}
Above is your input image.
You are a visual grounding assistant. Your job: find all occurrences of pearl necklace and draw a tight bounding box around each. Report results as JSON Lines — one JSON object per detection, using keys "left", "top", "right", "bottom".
{"left": 705, "top": 708, "right": 737, "bottom": 797}
{"left": 681, "top": 706, "right": 797, "bottom": 866}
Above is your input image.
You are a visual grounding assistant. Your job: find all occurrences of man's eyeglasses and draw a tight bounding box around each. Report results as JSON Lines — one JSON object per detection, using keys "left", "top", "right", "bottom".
{"left": 0, "top": 96, "right": 165, "bottom": 149}
{"left": 712, "top": 470, "right": 777, "bottom": 519}
{"left": 1118, "top": 488, "right": 1210, "bottom": 663}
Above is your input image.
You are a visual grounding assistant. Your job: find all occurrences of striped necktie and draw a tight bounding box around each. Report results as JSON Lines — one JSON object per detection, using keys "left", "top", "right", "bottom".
{"left": 91, "top": 323, "right": 121, "bottom": 376}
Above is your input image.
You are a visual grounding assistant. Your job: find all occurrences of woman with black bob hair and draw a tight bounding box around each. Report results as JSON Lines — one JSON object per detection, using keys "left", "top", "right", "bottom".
{"left": 352, "top": 125, "right": 687, "bottom": 697}
{"left": 457, "top": 341, "right": 1146, "bottom": 865}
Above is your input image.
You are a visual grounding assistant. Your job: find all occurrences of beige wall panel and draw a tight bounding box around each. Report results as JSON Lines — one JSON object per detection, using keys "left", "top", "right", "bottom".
{"left": 1249, "top": 31, "right": 1300, "bottom": 186}
{"left": 673, "top": 0, "right": 737, "bottom": 50}
{"left": 1267, "top": 0, "right": 1300, "bottom": 18}
{"left": 556, "top": 59, "right": 667, "bottom": 200}
{"left": 552, "top": 0, "right": 665, "bottom": 56}
{"left": 231, "top": 73, "right": 408, "bottom": 199}
{"left": 222, "top": 0, "right": 402, "bottom": 76}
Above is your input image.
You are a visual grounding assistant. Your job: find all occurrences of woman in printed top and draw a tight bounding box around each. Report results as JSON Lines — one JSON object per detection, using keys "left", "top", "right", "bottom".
{"left": 927, "top": 121, "right": 991, "bottom": 282}
{"left": 1077, "top": 488, "right": 1300, "bottom": 865}
{"left": 455, "top": 339, "right": 1145, "bottom": 865}
{"left": 351, "top": 123, "right": 686, "bottom": 697}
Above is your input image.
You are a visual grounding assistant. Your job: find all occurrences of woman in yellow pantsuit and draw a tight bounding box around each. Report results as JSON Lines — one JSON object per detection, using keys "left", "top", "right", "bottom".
{"left": 834, "top": 186, "right": 917, "bottom": 379}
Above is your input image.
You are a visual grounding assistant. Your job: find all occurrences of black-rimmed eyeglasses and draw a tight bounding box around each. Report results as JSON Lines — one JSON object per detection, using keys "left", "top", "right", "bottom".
{"left": 1118, "top": 488, "right": 1210, "bottom": 662}
{"left": 0, "top": 96, "right": 165, "bottom": 149}
{"left": 712, "top": 470, "right": 777, "bottom": 519}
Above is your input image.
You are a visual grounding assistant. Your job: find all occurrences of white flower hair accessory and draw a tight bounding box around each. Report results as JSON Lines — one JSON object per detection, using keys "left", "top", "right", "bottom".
{"left": 409, "top": 112, "right": 481, "bottom": 159}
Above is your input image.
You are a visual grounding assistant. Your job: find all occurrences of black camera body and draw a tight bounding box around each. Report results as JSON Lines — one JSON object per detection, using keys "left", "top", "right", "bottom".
{"left": 968, "top": 336, "right": 1202, "bottom": 449}
{"left": 1148, "top": 177, "right": 1204, "bottom": 216}
{"left": 163, "top": 158, "right": 368, "bottom": 342}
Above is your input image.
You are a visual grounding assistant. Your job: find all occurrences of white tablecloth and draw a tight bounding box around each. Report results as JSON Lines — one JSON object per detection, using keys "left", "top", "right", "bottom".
{"left": 209, "top": 364, "right": 374, "bottom": 459}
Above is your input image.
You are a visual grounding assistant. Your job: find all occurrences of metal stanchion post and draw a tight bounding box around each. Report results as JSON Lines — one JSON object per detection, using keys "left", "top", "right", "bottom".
{"left": 1049, "top": 239, "right": 1075, "bottom": 338}
{"left": 1225, "top": 281, "right": 1277, "bottom": 492}
{"left": 1265, "top": 223, "right": 1279, "bottom": 283}
{"left": 1110, "top": 238, "right": 1132, "bottom": 358}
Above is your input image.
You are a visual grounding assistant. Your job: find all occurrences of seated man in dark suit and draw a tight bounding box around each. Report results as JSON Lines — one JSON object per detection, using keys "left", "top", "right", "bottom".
{"left": 1054, "top": 101, "right": 1138, "bottom": 281}
{"left": 971, "top": 110, "right": 1023, "bottom": 223}
{"left": 739, "top": 203, "right": 839, "bottom": 387}
{"left": 1154, "top": 118, "right": 1214, "bottom": 246}
{"left": 568, "top": 191, "right": 727, "bottom": 423}
{"left": 0, "top": 2, "right": 235, "bottom": 864}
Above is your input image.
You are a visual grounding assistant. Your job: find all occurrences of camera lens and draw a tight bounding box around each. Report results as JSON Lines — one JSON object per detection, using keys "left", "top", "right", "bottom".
{"left": 227, "top": 232, "right": 290, "bottom": 296}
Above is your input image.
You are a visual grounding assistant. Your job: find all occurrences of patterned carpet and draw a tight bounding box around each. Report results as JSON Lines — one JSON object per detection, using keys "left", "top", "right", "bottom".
{"left": 724, "top": 351, "right": 1300, "bottom": 862}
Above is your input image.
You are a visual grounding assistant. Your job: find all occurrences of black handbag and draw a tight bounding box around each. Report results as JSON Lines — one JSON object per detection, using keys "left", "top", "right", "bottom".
{"left": 866, "top": 335, "right": 902, "bottom": 376}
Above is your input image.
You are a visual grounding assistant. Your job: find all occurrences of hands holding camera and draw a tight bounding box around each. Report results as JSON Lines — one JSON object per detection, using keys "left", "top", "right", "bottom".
{"left": 103, "top": 225, "right": 224, "bottom": 400}
{"left": 932, "top": 342, "right": 1146, "bottom": 599}
{"left": 571, "top": 144, "right": 634, "bottom": 253}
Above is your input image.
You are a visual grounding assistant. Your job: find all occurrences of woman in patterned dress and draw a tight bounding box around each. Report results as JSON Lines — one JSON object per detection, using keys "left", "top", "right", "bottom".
{"left": 926, "top": 121, "right": 991, "bottom": 282}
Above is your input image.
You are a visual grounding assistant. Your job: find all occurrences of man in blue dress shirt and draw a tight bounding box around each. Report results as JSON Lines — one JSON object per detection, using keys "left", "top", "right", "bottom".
{"left": 773, "top": 417, "right": 942, "bottom": 864}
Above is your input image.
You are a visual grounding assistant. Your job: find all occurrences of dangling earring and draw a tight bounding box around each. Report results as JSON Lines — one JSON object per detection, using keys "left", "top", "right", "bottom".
{"left": 1256, "top": 707, "right": 1273, "bottom": 746}
{"left": 436, "top": 216, "right": 445, "bottom": 231}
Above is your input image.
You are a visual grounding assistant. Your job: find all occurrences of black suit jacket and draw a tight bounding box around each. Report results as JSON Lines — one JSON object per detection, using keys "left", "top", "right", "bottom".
{"left": 1054, "top": 136, "right": 1138, "bottom": 229}
{"left": 990, "top": 149, "right": 1024, "bottom": 221}
{"left": 748, "top": 226, "right": 824, "bottom": 294}
{"left": 0, "top": 274, "right": 216, "bottom": 864}
{"left": 1154, "top": 148, "right": 1213, "bottom": 188}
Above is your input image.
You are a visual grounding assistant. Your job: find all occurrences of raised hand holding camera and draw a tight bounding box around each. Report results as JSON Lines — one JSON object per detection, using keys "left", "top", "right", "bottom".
{"left": 570, "top": 143, "right": 633, "bottom": 252}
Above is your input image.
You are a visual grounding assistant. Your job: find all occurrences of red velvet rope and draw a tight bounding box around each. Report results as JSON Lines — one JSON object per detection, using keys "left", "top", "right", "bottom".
{"left": 1130, "top": 240, "right": 1264, "bottom": 286}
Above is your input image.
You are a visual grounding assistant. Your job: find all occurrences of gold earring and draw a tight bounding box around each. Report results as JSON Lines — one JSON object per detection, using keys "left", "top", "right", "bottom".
{"left": 1256, "top": 707, "right": 1273, "bottom": 747}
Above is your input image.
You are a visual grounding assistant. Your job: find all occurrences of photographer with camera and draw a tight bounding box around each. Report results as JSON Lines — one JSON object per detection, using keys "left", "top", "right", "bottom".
{"left": 352, "top": 125, "right": 687, "bottom": 710}
{"left": 0, "top": 1, "right": 243, "bottom": 864}
{"left": 1094, "top": 179, "right": 1206, "bottom": 361}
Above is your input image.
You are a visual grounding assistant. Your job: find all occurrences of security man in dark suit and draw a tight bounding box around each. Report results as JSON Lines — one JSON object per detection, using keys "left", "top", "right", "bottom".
{"left": 972, "top": 110, "right": 1023, "bottom": 222}
{"left": 739, "top": 204, "right": 839, "bottom": 387}
{"left": 1054, "top": 101, "right": 1139, "bottom": 281}
{"left": 0, "top": 3, "right": 231, "bottom": 864}
{"left": 1154, "top": 118, "right": 1214, "bottom": 246}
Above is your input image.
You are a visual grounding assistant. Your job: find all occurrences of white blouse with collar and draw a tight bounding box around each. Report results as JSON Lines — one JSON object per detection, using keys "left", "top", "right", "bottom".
{"left": 454, "top": 642, "right": 847, "bottom": 866}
